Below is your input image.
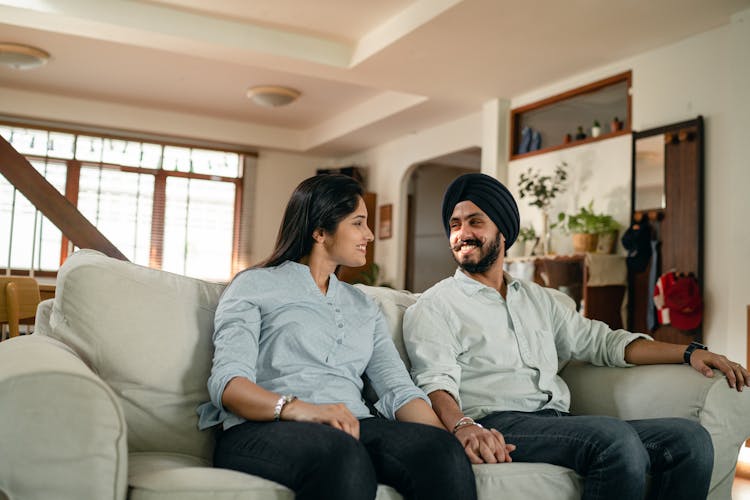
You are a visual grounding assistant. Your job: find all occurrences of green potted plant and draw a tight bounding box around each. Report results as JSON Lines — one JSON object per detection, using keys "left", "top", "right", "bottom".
{"left": 554, "top": 201, "right": 620, "bottom": 253}
{"left": 591, "top": 120, "right": 601, "bottom": 138}
{"left": 518, "top": 162, "right": 568, "bottom": 255}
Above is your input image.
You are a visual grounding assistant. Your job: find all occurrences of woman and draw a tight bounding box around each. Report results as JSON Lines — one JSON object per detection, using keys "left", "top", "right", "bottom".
{"left": 198, "top": 174, "right": 476, "bottom": 500}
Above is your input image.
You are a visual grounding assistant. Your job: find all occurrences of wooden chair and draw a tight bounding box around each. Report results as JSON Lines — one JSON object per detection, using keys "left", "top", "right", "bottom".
{"left": 0, "top": 277, "right": 41, "bottom": 340}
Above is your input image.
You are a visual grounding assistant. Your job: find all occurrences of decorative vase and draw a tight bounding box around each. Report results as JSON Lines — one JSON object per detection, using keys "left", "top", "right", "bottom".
{"left": 591, "top": 125, "right": 601, "bottom": 138}
{"left": 595, "top": 230, "right": 618, "bottom": 254}
{"left": 541, "top": 211, "right": 551, "bottom": 255}
{"left": 525, "top": 238, "right": 538, "bottom": 256}
{"left": 507, "top": 240, "right": 524, "bottom": 258}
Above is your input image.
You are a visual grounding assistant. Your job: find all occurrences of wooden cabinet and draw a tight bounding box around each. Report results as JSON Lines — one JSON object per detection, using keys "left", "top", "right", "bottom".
{"left": 506, "top": 253, "right": 627, "bottom": 329}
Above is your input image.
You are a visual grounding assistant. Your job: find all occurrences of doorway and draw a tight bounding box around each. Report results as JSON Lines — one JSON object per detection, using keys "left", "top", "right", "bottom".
{"left": 404, "top": 148, "right": 480, "bottom": 292}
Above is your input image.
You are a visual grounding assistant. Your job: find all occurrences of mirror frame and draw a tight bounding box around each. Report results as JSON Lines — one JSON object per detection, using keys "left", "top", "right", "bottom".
{"left": 628, "top": 116, "right": 705, "bottom": 342}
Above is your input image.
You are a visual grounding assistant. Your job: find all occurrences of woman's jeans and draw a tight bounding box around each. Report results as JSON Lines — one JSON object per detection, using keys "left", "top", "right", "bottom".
{"left": 477, "top": 410, "right": 714, "bottom": 500}
{"left": 214, "top": 417, "right": 477, "bottom": 500}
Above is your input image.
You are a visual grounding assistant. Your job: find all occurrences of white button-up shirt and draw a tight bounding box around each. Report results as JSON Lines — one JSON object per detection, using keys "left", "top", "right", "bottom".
{"left": 403, "top": 269, "right": 651, "bottom": 419}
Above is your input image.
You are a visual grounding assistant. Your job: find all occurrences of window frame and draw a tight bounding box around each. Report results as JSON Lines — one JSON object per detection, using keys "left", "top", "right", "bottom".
{"left": 1, "top": 120, "right": 247, "bottom": 280}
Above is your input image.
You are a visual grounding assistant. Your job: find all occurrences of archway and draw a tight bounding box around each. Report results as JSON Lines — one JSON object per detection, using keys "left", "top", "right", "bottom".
{"left": 404, "top": 147, "right": 480, "bottom": 292}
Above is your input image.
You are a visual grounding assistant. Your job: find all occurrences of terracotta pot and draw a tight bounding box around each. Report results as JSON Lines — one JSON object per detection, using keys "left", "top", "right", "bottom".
{"left": 572, "top": 233, "right": 598, "bottom": 253}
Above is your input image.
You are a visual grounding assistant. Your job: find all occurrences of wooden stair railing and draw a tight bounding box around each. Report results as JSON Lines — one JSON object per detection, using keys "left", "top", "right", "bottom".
{"left": 0, "top": 135, "right": 128, "bottom": 261}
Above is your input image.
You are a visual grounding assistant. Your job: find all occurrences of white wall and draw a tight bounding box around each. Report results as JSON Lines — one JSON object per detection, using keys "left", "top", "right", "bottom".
{"left": 725, "top": 9, "right": 750, "bottom": 361}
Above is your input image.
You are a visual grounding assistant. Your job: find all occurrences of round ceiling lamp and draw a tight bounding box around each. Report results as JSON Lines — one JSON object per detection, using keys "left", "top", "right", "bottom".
{"left": 246, "top": 85, "right": 301, "bottom": 108}
{"left": 0, "top": 42, "right": 50, "bottom": 70}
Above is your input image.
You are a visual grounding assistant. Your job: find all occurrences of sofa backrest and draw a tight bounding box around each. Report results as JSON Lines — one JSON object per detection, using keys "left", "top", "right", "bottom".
{"left": 354, "top": 284, "right": 417, "bottom": 370}
{"left": 46, "top": 250, "right": 224, "bottom": 461}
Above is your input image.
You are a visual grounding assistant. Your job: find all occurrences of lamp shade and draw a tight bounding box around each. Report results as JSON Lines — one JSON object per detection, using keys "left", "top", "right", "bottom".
{"left": 246, "top": 85, "right": 300, "bottom": 108}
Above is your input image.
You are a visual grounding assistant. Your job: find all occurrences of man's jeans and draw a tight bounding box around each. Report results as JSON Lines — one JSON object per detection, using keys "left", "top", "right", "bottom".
{"left": 478, "top": 410, "right": 714, "bottom": 500}
{"left": 214, "top": 417, "right": 477, "bottom": 500}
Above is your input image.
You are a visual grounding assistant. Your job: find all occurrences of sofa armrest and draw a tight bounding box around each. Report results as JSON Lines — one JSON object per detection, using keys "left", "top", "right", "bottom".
{"left": 0, "top": 335, "right": 128, "bottom": 500}
{"left": 560, "top": 362, "right": 750, "bottom": 499}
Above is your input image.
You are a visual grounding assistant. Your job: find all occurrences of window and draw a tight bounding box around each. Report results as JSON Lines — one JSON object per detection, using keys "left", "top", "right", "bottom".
{"left": 0, "top": 124, "right": 243, "bottom": 281}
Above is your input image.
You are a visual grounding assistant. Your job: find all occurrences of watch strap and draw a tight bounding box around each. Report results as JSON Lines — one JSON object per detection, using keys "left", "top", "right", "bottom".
{"left": 683, "top": 341, "right": 707, "bottom": 364}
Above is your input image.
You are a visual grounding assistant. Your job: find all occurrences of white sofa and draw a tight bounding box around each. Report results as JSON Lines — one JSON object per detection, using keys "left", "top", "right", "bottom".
{"left": 0, "top": 249, "right": 748, "bottom": 500}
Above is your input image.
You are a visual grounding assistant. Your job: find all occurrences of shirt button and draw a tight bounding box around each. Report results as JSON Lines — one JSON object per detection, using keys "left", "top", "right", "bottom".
{"left": 338, "top": 323, "right": 344, "bottom": 328}
{"left": 336, "top": 339, "right": 343, "bottom": 344}
{"left": 335, "top": 308, "right": 341, "bottom": 312}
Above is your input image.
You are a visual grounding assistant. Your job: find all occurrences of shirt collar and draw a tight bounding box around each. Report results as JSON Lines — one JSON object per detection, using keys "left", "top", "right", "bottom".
{"left": 452, "top": 268, "right": 522, "bottom": 296}
{"left": 282, "top": 260, "right": 339, "bottom": 298}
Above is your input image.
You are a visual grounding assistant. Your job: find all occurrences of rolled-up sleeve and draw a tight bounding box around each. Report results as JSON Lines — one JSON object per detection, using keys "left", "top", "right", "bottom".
{"left": 549, "top": 293, "right": 652, "bottom": 367}
{"left": 365, "top": 312, "right": 429, "bottom": 419}
{"left": 403, "top": 299, "right": 463, "bottom": 406}
{"left": 206, "top": 277, "right": 261, "bottom": 413}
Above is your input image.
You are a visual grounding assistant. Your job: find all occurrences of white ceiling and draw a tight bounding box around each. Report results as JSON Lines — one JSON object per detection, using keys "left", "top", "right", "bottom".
{"left": 0, "top": 0, "right": 748, "bottom": 156}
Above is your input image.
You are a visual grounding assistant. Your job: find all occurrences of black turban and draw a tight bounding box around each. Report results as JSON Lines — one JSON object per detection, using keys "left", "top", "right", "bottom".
{"left": 441, "top": 173, "right": 520, "bottom": 248}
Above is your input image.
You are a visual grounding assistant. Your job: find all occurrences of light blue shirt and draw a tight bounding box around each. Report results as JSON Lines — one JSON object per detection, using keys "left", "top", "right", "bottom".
{"left": 403, "top": 269, "right": 651, "bottom": 419}
{"left": 198, "top": 261, "right": 428, "bottom": 430}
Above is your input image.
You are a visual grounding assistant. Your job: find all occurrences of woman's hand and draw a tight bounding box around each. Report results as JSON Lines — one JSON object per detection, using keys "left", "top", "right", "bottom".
{"left": 282, "top": 400, "right": 361, "bottom": 439}
{"left": 455, "top": 424, "right": 516, "bottom": 464}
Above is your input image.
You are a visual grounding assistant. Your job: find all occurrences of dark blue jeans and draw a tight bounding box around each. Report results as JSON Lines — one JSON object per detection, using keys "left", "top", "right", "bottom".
{"left": 477, "top": 410, "right": 714, "bottom": 500}
{"left": 213, "top": 417, "right": 477, "bottom": 500}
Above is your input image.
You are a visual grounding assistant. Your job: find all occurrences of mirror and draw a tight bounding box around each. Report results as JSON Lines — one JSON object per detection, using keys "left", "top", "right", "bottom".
{"left": 628, "top": 116, "right": 704, "bottom": 344}
{"left": 633, "top": 134, "right": 665, "bottom": 211}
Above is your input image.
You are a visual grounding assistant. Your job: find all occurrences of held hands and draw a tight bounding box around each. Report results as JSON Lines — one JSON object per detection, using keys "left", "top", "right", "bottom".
{"left": 454, "top": 420, "right": 516, "bottom": 464}
{"left": 690, "top": 350, "right": 750, "bottom": 392}
{"left": 280, "top": 400, "right": 360, "bottom": 439}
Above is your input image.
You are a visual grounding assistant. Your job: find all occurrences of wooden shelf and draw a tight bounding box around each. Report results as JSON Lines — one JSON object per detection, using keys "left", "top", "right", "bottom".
{"left": 511, "top": 129, "right": 631, "bottom": 160}
{"left": 510, "top": 72, "right": 632, "bottom": 160}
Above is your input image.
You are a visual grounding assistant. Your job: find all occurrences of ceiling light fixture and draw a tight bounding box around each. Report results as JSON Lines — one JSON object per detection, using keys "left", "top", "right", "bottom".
{"left": 0, "top": 42, "right": 50, "bottom": 70}
{"left": 246, "top": 85, "right": 300, "bottom": 108}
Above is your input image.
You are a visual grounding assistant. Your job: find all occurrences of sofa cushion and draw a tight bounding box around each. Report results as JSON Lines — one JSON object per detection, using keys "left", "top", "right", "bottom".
{"left": 128, "top": 452, "right": 403, "bottom": 500}
{"left": 47, "top": 250, "right": 225, "bottom": 460}
{"left": 127, "top": 451, "right": 583, "bottom": 500}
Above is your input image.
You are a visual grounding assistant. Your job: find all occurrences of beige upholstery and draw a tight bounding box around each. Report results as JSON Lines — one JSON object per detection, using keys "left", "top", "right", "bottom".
{"left": 0, "top": 249, "right": 747, "bottom": 500}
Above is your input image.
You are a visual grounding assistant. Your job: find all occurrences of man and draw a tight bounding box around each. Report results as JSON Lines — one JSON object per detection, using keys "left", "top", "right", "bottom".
{"left": 403, "top": 173, "right": 750, "bottom": 500}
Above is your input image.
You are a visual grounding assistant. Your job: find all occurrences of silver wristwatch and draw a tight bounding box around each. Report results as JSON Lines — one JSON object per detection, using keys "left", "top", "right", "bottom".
{"left": 273, "top": 394, "right": 297, "bottom": 421}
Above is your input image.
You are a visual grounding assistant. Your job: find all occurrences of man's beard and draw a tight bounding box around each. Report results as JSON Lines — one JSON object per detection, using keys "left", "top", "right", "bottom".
{"left": 452, "top": 233, "right": 502, "bottom": 274}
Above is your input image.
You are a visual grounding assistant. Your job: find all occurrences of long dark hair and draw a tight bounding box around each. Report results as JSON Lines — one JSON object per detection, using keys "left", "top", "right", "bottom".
{"left": 257, "top": 174, "right": 364, "bottom": 268}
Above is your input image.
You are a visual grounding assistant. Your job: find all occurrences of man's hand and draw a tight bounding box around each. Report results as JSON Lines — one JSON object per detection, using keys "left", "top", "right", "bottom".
{"left": 690, "top": 350, "right": 750, "bottom": 392}
{"left": 455, "top": 424, "right": 516, "bottom": 464}
{"left": 282, "top": 400, "right": 360, "bottom": 439}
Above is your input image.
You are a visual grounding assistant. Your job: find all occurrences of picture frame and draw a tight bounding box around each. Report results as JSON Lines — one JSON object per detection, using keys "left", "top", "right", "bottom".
{"left": 379, "top": 204, "right": 392, "bottom": 240}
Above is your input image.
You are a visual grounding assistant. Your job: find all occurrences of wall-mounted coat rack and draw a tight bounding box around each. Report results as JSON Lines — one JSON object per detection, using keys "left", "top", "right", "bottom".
{"left": 628, "top": 116, "right": 704, "bottom": 343}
